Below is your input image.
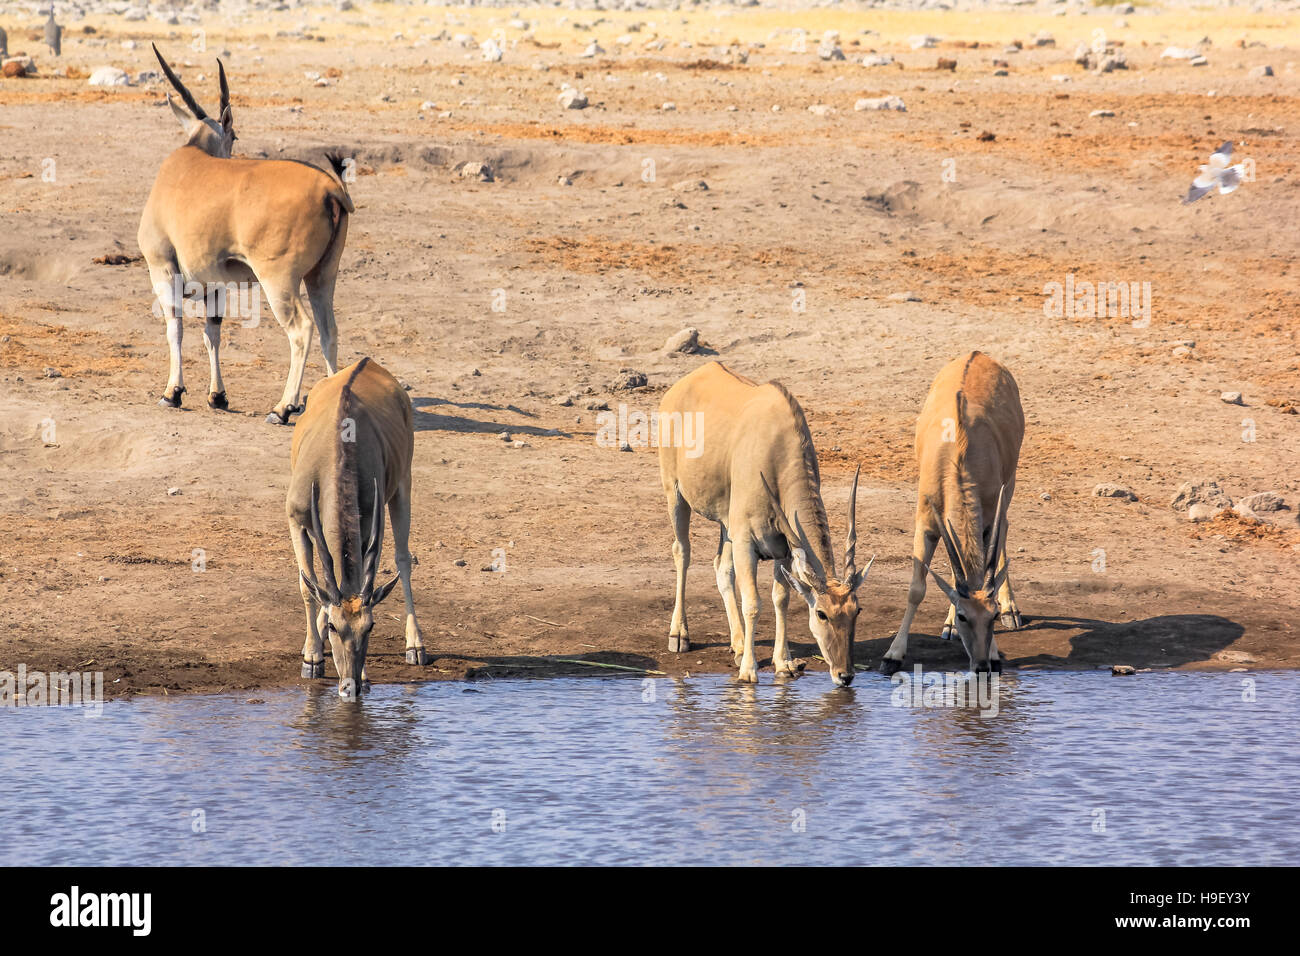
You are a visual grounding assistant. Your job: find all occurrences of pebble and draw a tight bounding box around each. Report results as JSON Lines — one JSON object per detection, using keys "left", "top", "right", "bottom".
{"left": 460, "top": 162, "right": 492, "bottom": 182}
{"left": 89, "top": 66, "right": 130, "bottom": 87}
{"left": 855, "top": 95, "right": 906, "bottom": 112}
{"left": 1093, "top": 483, "right": 1137, "bottom": 501}
{"left": 558, "top": 87, "right": 588, "bottom": 110}
{"left": 1249, "top": 65, "right": 1274, "bottom": 77}
{"left": 1111, "top": 665, "right": 1136, "bottom": 676}
{"left": 1090, "top": 109, "right": 1115, "bottom": 118}
{"left": 1220, "top": 391, "right": 1244, "bottom": 405}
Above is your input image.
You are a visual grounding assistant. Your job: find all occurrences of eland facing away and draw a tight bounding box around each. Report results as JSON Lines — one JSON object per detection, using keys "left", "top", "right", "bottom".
{"left": 287, "top": 358, "right": 428, "bottom": 699}
{"left": 138, "top": 45, "right": 353, "bottom": 424}
{"left": 879, "top": 350, "right": 1025, "bottom": 675}
{"left": 658, "top": 361, "right": 873, "bottom": 686}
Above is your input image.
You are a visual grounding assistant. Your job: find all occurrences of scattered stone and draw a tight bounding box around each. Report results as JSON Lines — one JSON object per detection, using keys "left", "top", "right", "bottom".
{"left": 1093, "top": 483, "right": 1137, "bottom": 501}
{"left": 855, "top": 95, "right": 906, "bottom": 112}
{"left": 1111, "top": 665, "right": 1136, "bottom": 676}
{"left": 1220, "top": 391, "right": 1244, "bottom": 406}
{"left": 1187, "top": 502, "right": 1225, "bottom": 523}
{"left": 1172, "top": 345, "right": 1192, "bottom": 359}
{"left": 1090, "top": 109, "right": 1115, "bottom": 118}
{"left": 480, "top": 38, "right": 503, "bottom": 62}
{"left": 936, "top": 57, "right": 957, "bottom": 71}
{"left": 808, "top": 103, "right": 832, "bottom": 116}
{"left": 453, "top": 558, "right": 467, "bottom": 567}
{"left": 1249, "top": 65, "right": 1274, "bottom": 78}
{"left": 664, "top": 327, "right": 700, "bottom": 353}
{"left": 1237, "top": 491, "right": 1284, "bottom": 514}
{"left": 43, "top": 367, "right": 61, "bottom": 378}
{"left": 909, "top": 35, "right": 938, "bottom": 50}
{"left": 88, "top": 66, "right": 130, "bottom": 87}
{"left": 579, "top": 41, "right": 604, "bottom": 59}
{"left": 166, "top": 487, "right": 181, "bottom": 496}
{"left": 861, "top": 54, "right": 894, "bottom": 67}
{"left": 992, "top": 69, "right": 1008, "bottom": 77}
{"left": 888, "top": 291, "right": 921, "bottom": 302}
{"left": 1190, "top": 55, "right": 1208, "bottom": 67}
{"left": 612, "top": 369, "right": 648, "bottom": 391}
{"left": 661, "top": 101, "right": 676, "bottom": 111}
{"left": 558, "top": 87, "right": 588, "bottom": 109}
{"left": 1170, "top": 478, "right": 1232, "bottom": 513}
{"left": 671, "top": 179, "right": 708, "bottom": 192}
{"left": 1161, "top": 46, "right": 1198, "bottom": 60}
{"left": 460, "top": 161, "right": 492, "bottom": 182}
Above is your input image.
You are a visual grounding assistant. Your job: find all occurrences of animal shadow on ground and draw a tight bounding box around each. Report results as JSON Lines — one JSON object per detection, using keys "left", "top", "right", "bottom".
{"left": 1010, "top": 613, "right": 1245, "bottom": 669}
{"left": 410, "top": 396, "right": 573, "bottom": 438}
{"left": 858, "top": 613, "right": 1244, "bottom": 671}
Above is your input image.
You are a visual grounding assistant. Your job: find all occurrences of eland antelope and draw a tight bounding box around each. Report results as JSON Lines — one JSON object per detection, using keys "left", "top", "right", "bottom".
{"left": 287, "top": 358, "right": 428, "bottom": 699}
{"left": 879, "top": 351, "right": 1024, "bottom": 675}
{"left": 138, "top": 45, "right": 354, "bottom": 424}
{"left": 659, "top": 361, "right": 873, "bottom": 686}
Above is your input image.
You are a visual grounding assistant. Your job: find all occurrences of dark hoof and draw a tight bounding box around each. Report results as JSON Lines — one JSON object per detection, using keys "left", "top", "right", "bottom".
{"left": 405, "top": 648, "right": 430, "bottom": 666}
{"left": 668, "top": 636, "right": 690, "bottom": 653}
{"left": 878, "top": 657, "right": 904, "bottom": 676}
{"left": 157, "top": 386, "right": 186, "bottom": 408}
{"left": 265, "top": 410, "right": 292, "bottom": 426}
{"left": 940, "top": 625, "right": 956, "bottom": 642}
{"left": 301, "top": 660, "right": 326, "bottom": 679}
{"left": 208, "top": 391, "right": 229, "bottom": 410}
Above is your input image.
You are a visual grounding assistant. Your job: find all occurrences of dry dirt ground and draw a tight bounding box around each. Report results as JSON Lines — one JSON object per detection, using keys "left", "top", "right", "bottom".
{"left": 1, "top": 4, "right": 1297, "bottom": 698}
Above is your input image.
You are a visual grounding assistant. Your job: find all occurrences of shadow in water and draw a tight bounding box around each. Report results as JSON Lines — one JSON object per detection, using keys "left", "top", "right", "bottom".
{"left": 410, "top": 395, "right": 572, "bottom": 438}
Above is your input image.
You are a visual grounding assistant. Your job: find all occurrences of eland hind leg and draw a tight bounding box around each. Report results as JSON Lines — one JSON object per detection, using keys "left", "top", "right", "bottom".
{"left": 303, "top": 218, "right": 346, "bottom": 378}
{"left": 203, "top": 293, "right": 229, "bottom": 410}
{"left": 713, "top": 526, "right": 744, "bottom": 663}
{"left": 260, "top": 277, "right": 315, "bottom": 425}
{"left": 389, "top": 481, "right": 428, "bottom": 666}
{"left": 147, "top": 260, "right": 187, "bottom": 408}
{"left": 666, "top": 486, "right": 691, "bottom": 652}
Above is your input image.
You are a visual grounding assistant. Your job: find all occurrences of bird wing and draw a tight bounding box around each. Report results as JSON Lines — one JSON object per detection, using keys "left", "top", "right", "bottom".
{"left": 1218, "top": 164, "right": 1245, "bottom": 194}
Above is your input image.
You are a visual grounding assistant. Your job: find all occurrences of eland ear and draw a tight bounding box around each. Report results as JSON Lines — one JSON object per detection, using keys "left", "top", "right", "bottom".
{"left": 299, "top": 570, "right": 330, "bottom": 607}
{"left": 926, "top": 564, "right": 962, "bottom": 606}
{"left": 167, "top": 93, "right": 193, "bottom": 131}
{"left": 780, "top": 562, "right": 817, "bottom": 609}
{"left": 220, "top": 104, "right": 234, "bottom": 136}
{"left": 369, "top": 574, "right": 401, "bottom": 607}
{"left": 850, "top": 553, "right": 875, "bottom": 592}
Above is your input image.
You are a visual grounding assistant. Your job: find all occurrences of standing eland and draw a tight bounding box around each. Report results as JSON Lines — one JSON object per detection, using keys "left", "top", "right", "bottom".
{"left": 287, "top": 358, "right": 428, "bottom": 699}
{"left": 879, "top": 351, "right": 1025, "bottom": 675}
{"left": 658, "top": 361, "right": 873, "bottom": 686}
{"left": 138, "top": 45, "right": 353, "bottom": 424}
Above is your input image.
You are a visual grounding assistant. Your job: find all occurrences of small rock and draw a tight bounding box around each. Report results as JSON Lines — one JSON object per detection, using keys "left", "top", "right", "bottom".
{"left": 43, "top": 367, "right": 62, "bottom": 378}
{"left": 1187, "top": 502, "right": 1225, "bottom": 523}
{"left": 1172, "top": 345, "right": 1192, "bottom": 359}
{"left": 1170, "top": 478, "right": 1232, "bottom": 512}
{"left": 1236, "top": 491, "right": 1284, "bottom": 514}
{"left": 1090, "top": 109, "right": 1115, "bottom": 118}
{"left": 460, "top": 162, "right": 492, "bottom": 182}
{"left": 661, "top": 101, "right": 676, "bottom": 111}
{"left": 558, "top": 87, "right": 588, "bottom": 109}
{"left": 1220, "top": 391, "right": 1244, "bottom": 406}
{"left": 1093, "top": 483, "right": 1137, "bottom": 501}
{"left": 664, "top": 327, "right": 700, "bottom": 353}
{"left": 1111, "top": 665, "right": 1136, "bottom": 676}
{"left": 612, "top": 369, "right": 648, "bottom": 391}
{"left": 861, "top": 54, "right": 894, "bottom": 67}
{"left": 888, "top": 291, "right": 921, "bottom": 302}
{"left": 1249, "top": 65, "right": 1274, "bottom": 78}
{"left": 672, "top": 179, "right": 708, "bottom": 193}
{"left": 909, "top": 35, "right": 938, "bottom": 50}
{"left": 88, "top": 66, "right": 130, "bottom": 87}
{"left": 855, "top": 95, "right": 906, "bottom": 112}
{"left": 453, "top": 558, "right": 467, "bottom": 567}
{"left": 167, "top": 487, "right": 181, "bottom": 496}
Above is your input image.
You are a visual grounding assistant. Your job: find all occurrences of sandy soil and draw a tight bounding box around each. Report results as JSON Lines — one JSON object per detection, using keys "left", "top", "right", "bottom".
{"left": 1, "top": 4, "right": 1298, "bottom": 698}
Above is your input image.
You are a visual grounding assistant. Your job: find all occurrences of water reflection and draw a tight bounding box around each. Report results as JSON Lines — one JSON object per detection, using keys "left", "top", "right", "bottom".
{"left": 0, "top": 671, "right": 1295, "bottom": 865}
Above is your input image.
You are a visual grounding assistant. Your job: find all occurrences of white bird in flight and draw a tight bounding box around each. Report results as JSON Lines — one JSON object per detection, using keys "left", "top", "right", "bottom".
{"left": 1182, "top": 141, "right": 1246, "bottom": 204}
